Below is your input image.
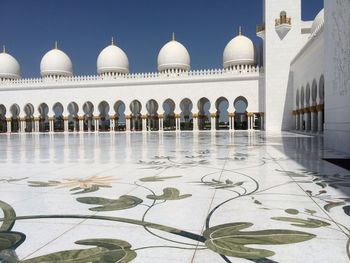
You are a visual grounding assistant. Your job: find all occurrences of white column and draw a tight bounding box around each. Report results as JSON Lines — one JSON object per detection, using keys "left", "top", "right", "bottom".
{"left": 158, "top": 117, "right": 163, "bottom": 132}
{"left": 300, "top": 111, "right": 304, "bottom": 130}
{"left": 49, "top": 118, "right": 54, "bottom": 133}
{"left": 193, "top": 114, "right": 198, "bottom": 131}
{"left": 126, "top": 116, "right": 131, "bottom": 132}
{"left": 310, "top": 110, "right": 315, "bottom": 133}
{"left": 110, "top": 116, "right": 115, "bottom": 132}
{"left": 6, "top": 119, "right": 11, "bottom": 133}
{"left": 318, "top": 109, "right": 323, "bottom": 133}
{"left": 64, "top": 118, "right": 69, "bottom": 132}
{"left": 247, "top": 114, "right": 252, "bottom": 130}
{"left": 34, "top": 118, "right": 39, "bottom": 132}
{"left": 142, "top": 116, "right": 147, "bottom": 131}
{"left": 79, "top": 117, "right": 84, "bottom": 132}
{"left": 210, "top": 114, "right": 216, "bottom": 131}
{"left": 94, "top": 118, "right": 99, "bottom": 132}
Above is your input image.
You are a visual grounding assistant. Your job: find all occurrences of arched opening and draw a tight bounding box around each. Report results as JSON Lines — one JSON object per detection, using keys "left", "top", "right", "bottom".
{"left": 180, "top": 98, "right": 193, "bottom": 131}
{"left": 300, "top": 87, "right": 305, "bottom": 130}
{"left": 130, "top": 100, "right": 142, "bottom": 131}
{"left": 306, "top": 84, "right": 311, "bottom": 131}
{"left": 234, "top": 96, "right": 248, "bottom": 130}
{"left": 197, "top": 97, "right": 211, "bottom": 130}
{"left": 83, "top": 101, "right": 95, "bottom": 132}
{"left": 215, "top": 97, "right": 229, "bottom": 130}
{"left": 146, "top": 99, "right": 159, "bottom": 131}
{"left": 24, "top": 103, "right": 34, "bottom": 132}
{"left": 68, "top": 102, "right": 79, "bottom": 132}
{"left": 312, "top": 80, "right": 318, "bottom": 132}
{"left": 38, "top": 103, "right": 49, "bottom": 132}
{"left": 319, "top": 75, "right": 325, "bottom": 132}
{"left": 0, "top": 105, "right": 7, "bottom": 133}
{"left": 162, "top": 99, "right": 176, "bottom": 131}
{"left": 53, "top": 102, "right": 64, "bottom": 132}
{"left": 98, "top": 101, "right": 110, "bottom": 132}
{"left": 280, "top": 11, "right": 287, "bottom": 23}
{"left": 10, "top": 104, "right": 21, "bottom": 132}
{"left": 296, "top": 89, "right": 300, "bottom": 130}
{"left": 113, "top": 101, "right": 126, "bottom": 131}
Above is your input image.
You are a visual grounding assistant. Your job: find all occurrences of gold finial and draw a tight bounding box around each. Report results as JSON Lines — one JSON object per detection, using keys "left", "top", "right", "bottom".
{"left": 172, "top": 32, "right": 175, "bottom": 41}
{"left": 238, "top": 26, "right": 242, "bottom": 35}
{"left": 54, "top": 41, "right": 58, "bottom": 49}
{"left": 2, "top": 45, "right": 6, "bottom": 53}
{"left": 111, "top": 36, "right": 115, "bottom": 45}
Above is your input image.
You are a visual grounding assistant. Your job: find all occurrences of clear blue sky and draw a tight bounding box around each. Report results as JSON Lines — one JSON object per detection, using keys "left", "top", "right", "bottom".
{"left": 1, "top": 0, "right": 323, "bottom": 78}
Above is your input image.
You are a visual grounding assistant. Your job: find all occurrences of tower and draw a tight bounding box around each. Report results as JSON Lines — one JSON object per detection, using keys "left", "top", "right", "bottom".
{"left": 262, "top": 0, "right": 303, "bottom": 131}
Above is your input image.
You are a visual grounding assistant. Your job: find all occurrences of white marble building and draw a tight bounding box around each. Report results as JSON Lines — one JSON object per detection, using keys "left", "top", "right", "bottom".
{"left": 0, "top": 0, "right": 349, "bottom": 153}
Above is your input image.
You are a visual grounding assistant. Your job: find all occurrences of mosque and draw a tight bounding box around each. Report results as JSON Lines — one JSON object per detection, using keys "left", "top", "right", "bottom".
{"left": 0, "top": 0, "right": 349, "bottom": 153}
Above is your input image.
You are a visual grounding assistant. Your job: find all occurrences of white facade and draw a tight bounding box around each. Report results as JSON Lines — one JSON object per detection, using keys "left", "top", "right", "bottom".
{"left": 0, "top": 0, "right": 349, "bottom": 153}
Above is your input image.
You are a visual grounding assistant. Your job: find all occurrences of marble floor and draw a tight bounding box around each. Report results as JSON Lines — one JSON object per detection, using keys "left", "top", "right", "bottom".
{"left": 0, "top": 131, "right": 349, "bottom": 263}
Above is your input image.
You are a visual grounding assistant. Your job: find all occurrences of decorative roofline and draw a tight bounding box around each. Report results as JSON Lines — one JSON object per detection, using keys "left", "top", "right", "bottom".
{"left": 290, "top": 22, "right": 324, "bottom": 66}
{"left": 0, "top": 65, "right": 263, "bottom": 87}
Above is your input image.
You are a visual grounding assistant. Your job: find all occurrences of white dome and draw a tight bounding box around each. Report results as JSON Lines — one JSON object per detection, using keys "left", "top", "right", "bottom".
{"left": 97, "top": 41, "right": 129, "bottom": 75}
{"left": 223, "top": 33, "right": 255, "bottom": 68}
{"left": 311, "top": 9, "right": 324, "bottom": 35}
{"left": 0, "top": 50, "right": 21, "bottom": 79}
{"left": 157, "top": 36, "right": 190, "bottom": 72}
{"left": 40, "top": 46, "right": 73, "bottom": 77}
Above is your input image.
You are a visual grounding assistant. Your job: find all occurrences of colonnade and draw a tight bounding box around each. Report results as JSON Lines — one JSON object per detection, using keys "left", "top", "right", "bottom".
{"left": 293, "top": 104, "right": 324, "bottom": 133}
{"left": 1, "top": 111, "right": 263, "bottom": 134}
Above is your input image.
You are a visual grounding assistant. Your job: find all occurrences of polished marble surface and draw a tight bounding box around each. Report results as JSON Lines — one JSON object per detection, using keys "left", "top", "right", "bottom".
{"left": 0, "top": 131, "right": 349, "bottom": 263}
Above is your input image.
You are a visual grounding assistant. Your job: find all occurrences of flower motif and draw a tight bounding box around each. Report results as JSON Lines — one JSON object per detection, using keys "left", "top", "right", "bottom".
{"left": 28, "top": 176, "right": 117, "bottom": 195}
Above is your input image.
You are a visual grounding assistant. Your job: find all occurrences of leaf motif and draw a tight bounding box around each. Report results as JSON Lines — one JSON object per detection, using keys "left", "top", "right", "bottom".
{"left": 139, "top": 176, "right": 182, "bottom": 182}
{"left": 72, "top": 185, "right": 101, "bottom": 195}
{"left": 21, "top": 238, "right": 137, "bottom": 263}
{"left": 343, "top": 205, "right": 350, "bottom": 216}
{"left": 285, "top": 209, "right": 299, "bottom": 215}
{"left": 271, "top": 217, "right": 330, "bottom": 228}
{"left": 324, "top": 202, "right": 346, "bottom": 212}
{"left": 77, "top": 195, "right": 143, "bottom": 211}
{"left": 0, "top": 231, "right": 26, "bottom": 250}
{"left": 305, "top": 209, "right": 317, "bottom": 216}
{"left": 0, "top": 201, "right": 16, "bottom": 231}
{"left": 146, "top": 188, "right": 192, "bottom": 200}
{"left": 203, "top": 222, "right": 315, "bottom": 259}
{"left": 27, "top": 181, "right": 60, "bottom": 187}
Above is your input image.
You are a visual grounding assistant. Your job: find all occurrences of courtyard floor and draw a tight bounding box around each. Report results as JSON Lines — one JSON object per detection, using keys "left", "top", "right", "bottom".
{"left": 0, "top": 131, "right": 349, "bottom": 263}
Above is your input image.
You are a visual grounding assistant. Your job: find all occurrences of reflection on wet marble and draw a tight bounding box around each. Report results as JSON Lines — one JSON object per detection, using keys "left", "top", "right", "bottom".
{"left": 0, "top": 131, "right": 349, "bottom": 263}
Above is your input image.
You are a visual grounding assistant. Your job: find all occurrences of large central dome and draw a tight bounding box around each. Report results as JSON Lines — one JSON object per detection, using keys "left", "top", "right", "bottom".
{"left": 223, "top": 28, "right": 256, "bottom": 69}
{"left": 157, "top": 34, "right": 190, "bottom": 72}
{"left": 40, "top": 43, "right": 73, "bottom": 78}
{"left": 97, "top": 38, "right": 129, "bottom": 75}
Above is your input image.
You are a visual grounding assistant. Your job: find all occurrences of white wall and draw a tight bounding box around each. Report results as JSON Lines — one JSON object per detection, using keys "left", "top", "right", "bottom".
{"left": 324, "top": 0, "right": 350, "bottom": 154}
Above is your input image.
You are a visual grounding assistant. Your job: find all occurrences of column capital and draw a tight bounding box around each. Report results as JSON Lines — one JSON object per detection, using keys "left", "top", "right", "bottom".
{"left": 309, "top": 106, "right": 317, "bottom": 113}
{"left": 125, "top": 115, "right": 132, "bottom": 120}
{"left": 6, "top": 118, "right": 11, "bottom": 122}
{"left": 141, "top": 115, "right": 148, "bottom": 120}
{"left": 247, "top": 112, "right": 254, "bottom": 117}
{"left": 158, "top": 114, "right": 164, "bottom": 119}
{"left": 316, "top": 104, "right": 324, "bottom": 112}
{"left": 93, "top": 116, "right": 99, "bottom": 120}
{"left": 175, "top": 114, "right": 181, "bottom": 118}
{"left": 63, "top": 116, "right": 69, "bottom": 121}
{"left": 210, "top": 113, "right": 217, "bottom": 118}
{"left": 48, "top": 117, "right": 55, "bottom": 121}
{"left": 228, "top": 112, "right": 235, "bottom": 117}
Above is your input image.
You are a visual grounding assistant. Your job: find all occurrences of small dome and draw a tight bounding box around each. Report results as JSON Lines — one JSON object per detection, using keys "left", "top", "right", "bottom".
{"left": 40, "top": 43, "right": 73, "bottom": 77}
{"left": 223, "top": 29, "right": 256, "bottom": 69}
{"left": 310, "top": 9, "right": 324, "bottom": 35}
{"left": 157, "top": 34, "right": 190, "bottom": 72}
{"left": 97, "top": 38, "right": 129, "bottom": 75}
{"left": 0, "top": 47, "right": 21, "bottom": 79}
